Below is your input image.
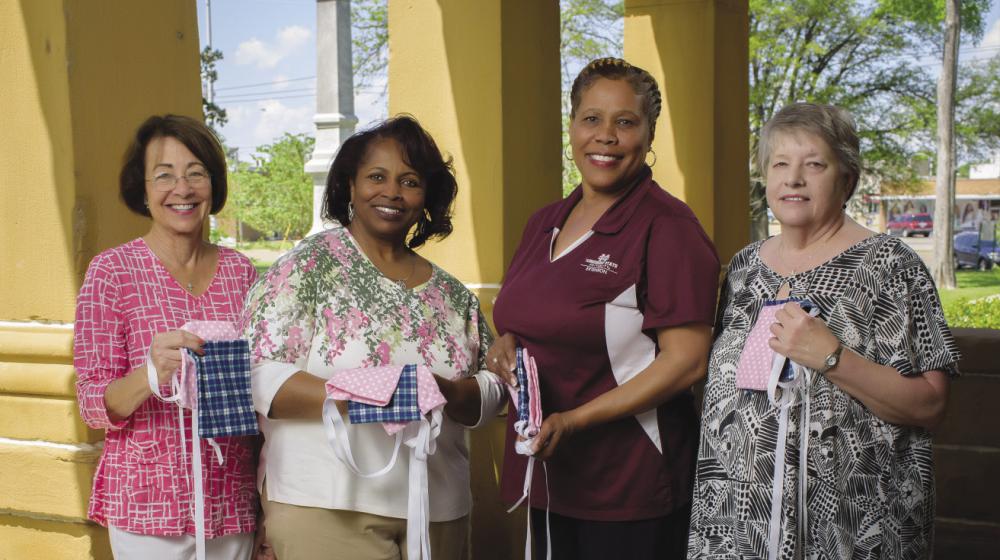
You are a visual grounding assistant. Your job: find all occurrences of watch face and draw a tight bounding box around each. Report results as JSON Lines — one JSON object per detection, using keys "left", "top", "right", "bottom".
{"left": 826, "top": 355, "right": 837, "bottom": 367}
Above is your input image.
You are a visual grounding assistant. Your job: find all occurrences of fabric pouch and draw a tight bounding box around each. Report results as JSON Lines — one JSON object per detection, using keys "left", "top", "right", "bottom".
{"left": 735, "top": 299, "right": 816, "bottom": 390}
{"left": 733, "top": 299, "right": 821, "bottom": 560}
{"left": 145, "top": 320, "right": 254, "bottom": 560}
{"left": 506, "top": 346, "right": 550, "bottom": 560}
{"left": 189, "top": 340, "right": 258, "bottom": 438}
{"left": 507, "top": 347, "right": 543, "bottom": 453}
{"left": 322, "top": 364, "right": 448, "bottom": 560}
{"left": 347, "top": 364, "right": 423, "bottom": 427}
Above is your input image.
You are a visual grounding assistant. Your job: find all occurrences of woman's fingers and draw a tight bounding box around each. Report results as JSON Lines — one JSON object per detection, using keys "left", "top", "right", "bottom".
{"left": 532, "top": 412, "right": 576, "bottom": 461}
{"left": 175, "top": 330, "right": 206, "bottom": 354}
{"left": 149, "top": 330, "right": 205, "bottom": 384}
{"left": 487, "top": 334, "right": 519, "bottom": 386}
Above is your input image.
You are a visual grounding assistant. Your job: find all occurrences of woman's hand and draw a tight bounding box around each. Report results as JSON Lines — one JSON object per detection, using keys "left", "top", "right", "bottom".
{"left": 434, "top": 374, "right": 483, "bottom": 426}
{"left": 770, "top": 303, "right": 951, "bottom": 429}
{"left": 148, "top": 329, "right": 205, "bottom": 384}
{"left": 485, "top": 333, "right": 518, "bottom": 386}
{"left": 531, "top": 410, "right": 580, "bottom": 461}
{"left": 768, "top": 302, "right": 840, "bottom": 370}
{"left": 252, "top": 521, "right": 276, "bottom": 560}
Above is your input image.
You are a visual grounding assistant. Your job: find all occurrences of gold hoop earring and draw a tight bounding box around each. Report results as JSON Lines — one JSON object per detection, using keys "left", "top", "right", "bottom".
{"left": 646, "top": 149, "right": 657, "bottom": 167}
{"left": 564, "top": 145, "right": 573, "bottom": 161}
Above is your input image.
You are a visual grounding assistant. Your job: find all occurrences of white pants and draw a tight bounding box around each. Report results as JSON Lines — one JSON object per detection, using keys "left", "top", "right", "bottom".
{"left": 108, "top": 525, "right": 254, "bottom": 560}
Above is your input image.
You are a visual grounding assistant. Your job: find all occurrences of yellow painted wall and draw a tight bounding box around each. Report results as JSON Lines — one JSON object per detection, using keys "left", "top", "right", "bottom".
{"left": 624, "top": 0, "right": 750, "bottom": 264}
{"left": 1, "top": 2, "right": 202, "bottom": 558}
{"left": 1, "top": 0, "right": 79, "bottom": 322}
{"left": 0, "top": 514, "right": 111, "bottom": 560}
{"left": 1, "top": 0, "right": 202, "bottom": 323}
{"left": 388, "top": 0, "right": 562, "bottom": 297}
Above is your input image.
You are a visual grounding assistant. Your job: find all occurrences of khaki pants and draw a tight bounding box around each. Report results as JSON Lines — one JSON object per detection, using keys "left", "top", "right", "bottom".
{"left": 261, "top": 488, "right": 469, "bottom": 560}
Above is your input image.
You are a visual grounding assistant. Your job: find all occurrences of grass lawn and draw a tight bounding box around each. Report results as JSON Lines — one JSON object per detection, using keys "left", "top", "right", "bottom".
{"left": 237, "top": 239, "right": 297, "bottom": 252}
{"left": 252, "top": 261, "right": 272, "bottom": 277}
{"left": 938, "top": 267, "right": 1000, "bottom": 307}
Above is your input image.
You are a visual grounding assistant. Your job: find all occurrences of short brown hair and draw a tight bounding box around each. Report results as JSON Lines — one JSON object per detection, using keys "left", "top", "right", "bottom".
{"left": 569, "top": 57, "right": 662, "bottom": 142}
{"left": 119, "top": 114, "right": 228, "bottom": 216}
{"left": 323, "top": 115, "right": 457, "bottom": 249}
{"left": 758, "top": 103, "right": 862, "bottom": 201}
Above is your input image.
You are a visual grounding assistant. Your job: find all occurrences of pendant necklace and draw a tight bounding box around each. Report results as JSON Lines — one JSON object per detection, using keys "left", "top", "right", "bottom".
{"left": 391, "top": 256, "right": 417, "bottom": 290}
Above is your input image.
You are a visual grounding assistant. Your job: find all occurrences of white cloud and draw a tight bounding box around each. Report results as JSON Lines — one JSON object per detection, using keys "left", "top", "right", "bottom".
{"left": 235, "top": 25, "right": 311, "bottom": 69}
{"left": 272, "top": 74, "right": 290, "bottom": 91}
{"left": 981, "top": 19, "right": 1000, "bottom": 48}
{"left": 252, "top": 100, "right": 313, "bottom": 145}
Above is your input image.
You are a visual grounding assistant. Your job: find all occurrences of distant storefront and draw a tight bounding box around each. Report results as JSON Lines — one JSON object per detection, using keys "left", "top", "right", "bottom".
{"left": 872, "top": 178, "right": 1000, "bottom": 232}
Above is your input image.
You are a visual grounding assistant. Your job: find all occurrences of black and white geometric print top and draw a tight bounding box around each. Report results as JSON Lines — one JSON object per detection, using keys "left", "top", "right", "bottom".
{"left": 688, "top": 233, "right": 960, "bottom": 560}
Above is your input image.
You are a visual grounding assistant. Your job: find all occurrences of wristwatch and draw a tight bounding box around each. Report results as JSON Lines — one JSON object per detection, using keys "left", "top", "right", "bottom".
{"left": 817, "top": 344, "right": 843, "bottom": 375}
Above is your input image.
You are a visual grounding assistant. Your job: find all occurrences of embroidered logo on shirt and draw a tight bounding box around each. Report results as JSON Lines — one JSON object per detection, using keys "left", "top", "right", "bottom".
{"left": 581, "top": 253, "right": 619, "bottom": 274}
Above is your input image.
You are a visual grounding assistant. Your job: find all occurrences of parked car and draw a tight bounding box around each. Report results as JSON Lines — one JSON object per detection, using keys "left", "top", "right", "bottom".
{"left": 954, "top": 231, "right": 998, "bottom": 271}
{"left": 887, "top": 213, "right": 934, "bottom": 237}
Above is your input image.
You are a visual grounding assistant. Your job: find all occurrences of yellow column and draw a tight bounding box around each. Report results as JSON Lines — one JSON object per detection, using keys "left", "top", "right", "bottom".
{"left": 388, "top": 0, "right": 562, "bottom": 306}
{"left": 0, "top": 1, "right": 201, "bottom": 557}
{"left": 624, "top": 0, "right": 750, "bottom": 264}
{"left": 388, "top": 1, "right": 562, "bottom": 557}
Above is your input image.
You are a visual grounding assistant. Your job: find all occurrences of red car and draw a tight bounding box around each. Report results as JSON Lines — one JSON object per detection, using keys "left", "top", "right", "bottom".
{"left": 887, "top": 213, "right": 933, "bottom": 237}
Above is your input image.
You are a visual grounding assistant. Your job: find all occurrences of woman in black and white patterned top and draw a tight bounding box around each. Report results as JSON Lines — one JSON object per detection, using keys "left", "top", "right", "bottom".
{"left": 688, "top": 103, "right": 959, "bottom": 560}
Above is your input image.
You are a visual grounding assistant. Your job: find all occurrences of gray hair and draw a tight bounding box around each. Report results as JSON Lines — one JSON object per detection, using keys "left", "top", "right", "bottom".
{"left": 757, "top": 103, "right": 862, "bottom": 201}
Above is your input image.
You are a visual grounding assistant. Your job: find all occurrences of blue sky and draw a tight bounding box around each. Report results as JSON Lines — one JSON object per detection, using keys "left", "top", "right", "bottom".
{"left": 197, "top": 0, "right": 1000, "bottom": 161}
{"left": 195, "top": 0, "right": 386, "bottom": 160}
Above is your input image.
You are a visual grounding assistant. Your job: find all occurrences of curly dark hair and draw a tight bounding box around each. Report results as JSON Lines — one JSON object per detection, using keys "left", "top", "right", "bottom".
{"left": 323, "top": 115, "right": 456, "bottom": 249}
{"left": 119, "top": 114, "right": 228, "bottom": 217}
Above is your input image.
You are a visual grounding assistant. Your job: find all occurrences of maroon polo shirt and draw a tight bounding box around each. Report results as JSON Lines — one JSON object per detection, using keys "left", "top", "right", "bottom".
{"left": 493, "top": 169, "right": 720, "bottom": 521}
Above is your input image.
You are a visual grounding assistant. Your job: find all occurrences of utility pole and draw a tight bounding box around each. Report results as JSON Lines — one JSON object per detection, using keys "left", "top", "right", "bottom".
{"left": 206, "top": 0, "right": 214, "bottom": 105}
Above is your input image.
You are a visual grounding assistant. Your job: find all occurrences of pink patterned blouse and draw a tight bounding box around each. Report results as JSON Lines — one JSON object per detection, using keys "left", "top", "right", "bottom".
{"left": 74, "top": 238, "right": 259, "bottom": 537}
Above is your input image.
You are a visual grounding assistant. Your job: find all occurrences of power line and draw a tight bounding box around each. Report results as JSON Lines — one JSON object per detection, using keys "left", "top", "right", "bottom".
{"left": 216, "top": 89, "right": 385, "bottom": 104}
{"left": 215, "top": 75, "right": 316, "bottom": 92}
{"left": 220, "top": 93, "right": 317, "bottom": 104}
{"left": 216, "top": 87, "right": 316, "bottom": 100}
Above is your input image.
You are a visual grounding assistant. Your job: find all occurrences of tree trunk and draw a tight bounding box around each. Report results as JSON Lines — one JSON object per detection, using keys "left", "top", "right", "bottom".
{"left": 932, "top": 0, "right": 960, "bottom": 290}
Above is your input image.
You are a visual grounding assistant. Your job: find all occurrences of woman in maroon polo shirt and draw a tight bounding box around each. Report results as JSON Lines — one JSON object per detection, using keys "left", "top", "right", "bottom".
{"left": 486, "top": 58, "right": 720, "bottom": 559}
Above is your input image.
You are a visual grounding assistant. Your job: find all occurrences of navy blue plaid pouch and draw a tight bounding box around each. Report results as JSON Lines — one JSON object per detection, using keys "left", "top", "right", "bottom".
{"left": 514, "top": 349, "right": 530, "bottom": 426}
{"left": 190, "top": 340, "right": 259, "bottom": 438}
{"left": 348, "top": 364, "right": 422, "bottom": 424}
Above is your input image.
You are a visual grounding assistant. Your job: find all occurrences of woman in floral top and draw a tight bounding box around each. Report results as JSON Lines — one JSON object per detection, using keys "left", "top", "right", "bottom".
{"left": 243, "top": 116, "right": 505, "bottom": 560}
{"left": 74, "top": 115, "right": 258, "bottom": 559}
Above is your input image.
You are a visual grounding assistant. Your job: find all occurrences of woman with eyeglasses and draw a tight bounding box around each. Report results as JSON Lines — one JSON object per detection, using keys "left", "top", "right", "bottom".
{"left": 74, "top": 115, "right": 259, "bottom": 559}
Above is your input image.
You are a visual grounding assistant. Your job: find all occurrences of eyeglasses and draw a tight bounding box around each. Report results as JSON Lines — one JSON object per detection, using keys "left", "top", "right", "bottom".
{"left": 147, "top": 170, "right": 212, "bottom": 191}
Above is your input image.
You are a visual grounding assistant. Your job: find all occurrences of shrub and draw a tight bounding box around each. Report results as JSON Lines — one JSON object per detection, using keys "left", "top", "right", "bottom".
{"left": 943, "top": 296, "right": 1000, "bottom": 330}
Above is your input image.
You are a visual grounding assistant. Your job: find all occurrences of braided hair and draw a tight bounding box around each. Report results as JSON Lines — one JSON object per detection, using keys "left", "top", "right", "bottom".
{"left": 569, "top": 57, "right": 663, "bottom": 142}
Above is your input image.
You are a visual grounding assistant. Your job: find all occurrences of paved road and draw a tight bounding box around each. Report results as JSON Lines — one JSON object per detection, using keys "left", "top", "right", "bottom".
{"left": 898, "top": 234, "right": 934, "bottom": 266}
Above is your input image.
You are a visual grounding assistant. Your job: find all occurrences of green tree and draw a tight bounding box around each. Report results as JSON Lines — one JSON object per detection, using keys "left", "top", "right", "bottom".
{"left": 347, "top": 0, "right": 624, "bottom": 195}
{"left": 230, "top": 134, "right": 315, "bottom": 241}
{"left": 200, "top": 46, "right": 227, "bottom": 133}
{"left": 352, "top": 0, "right": 388, "bottom": 94}
{"left": 559, "top": 0, "right": 624, "bottom": 194}
{"left": 747, "top": 0, "right": 999, "bottom": 239}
